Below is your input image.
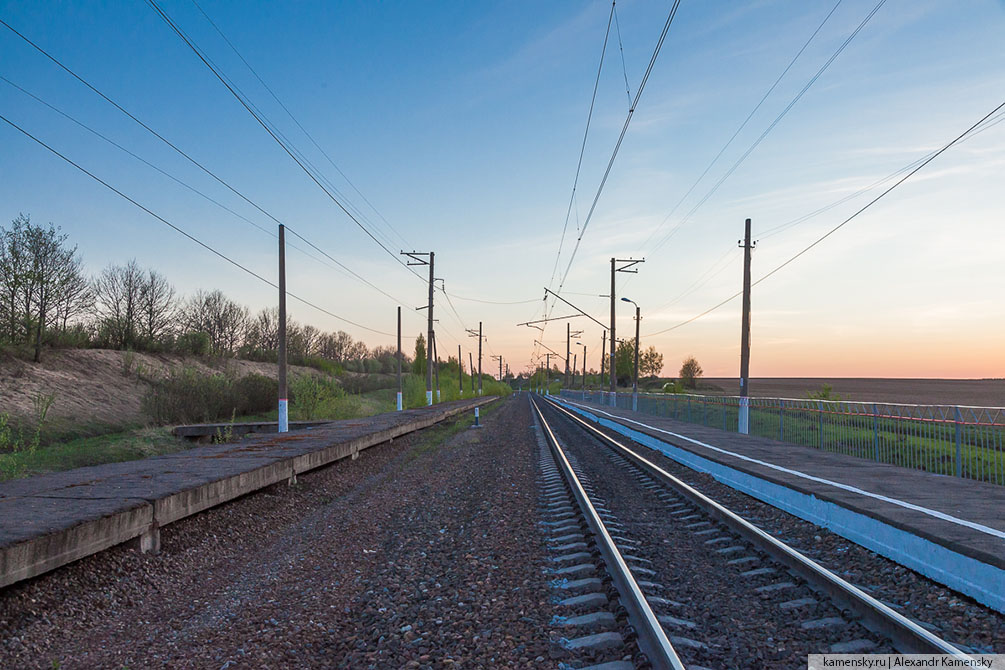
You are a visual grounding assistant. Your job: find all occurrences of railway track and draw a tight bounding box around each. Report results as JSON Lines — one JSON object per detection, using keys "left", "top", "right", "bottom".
{"left": 532, "top": 395, "right": 969, "bottom": 669}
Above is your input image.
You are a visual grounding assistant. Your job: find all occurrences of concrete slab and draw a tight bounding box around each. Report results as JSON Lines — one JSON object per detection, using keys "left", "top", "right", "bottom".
{"left": 0, "top": 397, "right": 496, "bottom": 590}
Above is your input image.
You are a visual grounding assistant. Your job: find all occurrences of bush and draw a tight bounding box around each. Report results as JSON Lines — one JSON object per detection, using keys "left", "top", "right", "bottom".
{"left": 302, "top": 356, "right": 343, "bottom": 377}
{"left": 679, "top": 356, "right": 703, "bottom": 389}
{"left": 290, "top": 375, "right": 344, "bottom": 420}
{"left": 234, "top": 373, "right": 278, "bottom": 414}
{"left": 176, "top": 331, "right": 212, "bottom": 356}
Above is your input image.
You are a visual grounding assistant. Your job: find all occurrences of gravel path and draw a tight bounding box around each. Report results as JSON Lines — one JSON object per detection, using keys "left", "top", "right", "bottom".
{"left": 1, "top": 396, "right": 557, "bottom": 669}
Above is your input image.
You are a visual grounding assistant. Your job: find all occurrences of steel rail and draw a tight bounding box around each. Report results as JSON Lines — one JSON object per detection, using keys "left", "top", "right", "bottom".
{"left": 530, "top": 397, "right": 686, "bottom": 670}
{"left": 542, "top": 396, "right": 970, "bottom": 657}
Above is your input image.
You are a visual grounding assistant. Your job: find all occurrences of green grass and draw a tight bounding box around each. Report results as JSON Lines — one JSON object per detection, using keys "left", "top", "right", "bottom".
{"left": 1, "top": 372, "right": 510, "bottom": 482}
{"left": 0, "top": 426, "right": 187, "bottom": 481}
{"left": 632, "top": 393, "right": 1005, "bottom": 485}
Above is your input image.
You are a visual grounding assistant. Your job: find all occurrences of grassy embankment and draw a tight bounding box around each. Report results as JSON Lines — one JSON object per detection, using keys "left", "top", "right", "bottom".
{"left": 0, "top": 362, "right": 511, "bottom": 481}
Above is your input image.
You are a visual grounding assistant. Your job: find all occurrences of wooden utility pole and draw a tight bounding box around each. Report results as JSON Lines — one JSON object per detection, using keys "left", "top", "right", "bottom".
{"left": 739, "top": 218, "right": 755, "bottom": 434}
{"left": 396, "top": 306, "right": 402, "bottom": 411}
{"left": 278, "top": 224, "right": 288, "bottom": 433}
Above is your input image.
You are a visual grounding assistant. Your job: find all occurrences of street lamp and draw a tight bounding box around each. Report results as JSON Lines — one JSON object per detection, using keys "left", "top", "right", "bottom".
{"left": 621, "top": 297, "right": 641, "bottom": 411}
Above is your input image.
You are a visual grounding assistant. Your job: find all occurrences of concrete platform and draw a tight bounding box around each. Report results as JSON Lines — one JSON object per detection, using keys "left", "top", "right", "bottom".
{"left": 171, "top": 420, "right": 334, "bottom": 441}
{"left": 550, "top": 396, "right": 1005, "bottom": 613}
{"left": 0, "top": 397, "right": 495, "bottom": 589}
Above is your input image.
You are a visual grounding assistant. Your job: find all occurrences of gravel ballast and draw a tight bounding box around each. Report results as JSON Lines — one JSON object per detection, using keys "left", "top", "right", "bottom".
{"left": 1, "top": 396, "right": 558, "bottom": 669}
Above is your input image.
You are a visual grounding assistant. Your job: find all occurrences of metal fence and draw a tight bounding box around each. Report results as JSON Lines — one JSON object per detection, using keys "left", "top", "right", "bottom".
{"left": 559, "top": 389, "right": 1005, "bottom": 485}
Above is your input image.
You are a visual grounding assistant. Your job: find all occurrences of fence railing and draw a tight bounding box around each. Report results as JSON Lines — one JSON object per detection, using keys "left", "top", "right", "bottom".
{"left": 559, "top": 389, "right": 1005, "bottom": 486}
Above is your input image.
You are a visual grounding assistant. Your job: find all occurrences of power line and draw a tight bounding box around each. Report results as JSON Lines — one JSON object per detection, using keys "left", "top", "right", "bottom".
{"left": 0, "top": 113, "right": 395, "bottom": 337}
{"left": 0, "top": 70, "right": 423, "bottom": 318}
{"left": 639, "top": 0, "right": 844, "bottom": 253}
{"left": 554, "top": 0, "right": 683, "bottom": 294}
{"left": 145, "top": 0, "right": 422, "bottom": 280}
{"left": 547, "top": 1, "right": 616, "bottom": 292}
{"left": 644, "top": 95, "right": 1005, "bottom": 338}
{"left": 650, "top": 0, "right": 888, "bottom": 256}
{"left": 189, "top": 0, "right": 410, "bottom": 251}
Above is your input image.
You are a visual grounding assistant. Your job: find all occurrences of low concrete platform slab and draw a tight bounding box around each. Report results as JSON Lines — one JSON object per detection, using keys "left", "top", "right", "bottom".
{"left": 0, "top": 397, "right": 495, "bottom": 589}
{"left": 552, "top": 396, "right": 1005, "bottom": 613}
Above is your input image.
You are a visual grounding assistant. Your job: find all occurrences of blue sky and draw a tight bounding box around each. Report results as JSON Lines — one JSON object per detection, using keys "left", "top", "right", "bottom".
{"left": 2, "top": 0, "right": 1004, "bottom": 378}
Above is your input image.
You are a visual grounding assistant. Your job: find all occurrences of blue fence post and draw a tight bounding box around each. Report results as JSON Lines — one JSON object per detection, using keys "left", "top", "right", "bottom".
{"left": 779, "top": 399, "right": 784, "bottom": 441}
{"left": 818, "top": 400, "right": 824, "bottom": 450}
{"left": 872, "top": 403, "right": 879, "bottom": 462}
{"left": 954, "top": 406, "right": 963, "bottom": 478}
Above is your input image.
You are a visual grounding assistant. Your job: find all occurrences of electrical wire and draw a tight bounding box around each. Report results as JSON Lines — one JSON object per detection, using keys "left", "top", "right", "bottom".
{"left": 189, "top": 0, "right": 410, "bottom": 250}
{"left": 145, "top": 0, "right": 422, "bottom": 280}
{"left": 649, "top": 0, "right": 886, "bottom": 256}
{"left": 547, "top": 1, "right": 615, "bottom": 292}
{"left": 644, "top": 95, "right": 1005, "bottom": 337}
{"left": 555, "top": 0, "right": 683, "bottom": 294}
{"left": 638, "top": 0, "right": 843, "bottom": 253}
{"left": 0, "top": 113, "right": 395, "bottom": 336}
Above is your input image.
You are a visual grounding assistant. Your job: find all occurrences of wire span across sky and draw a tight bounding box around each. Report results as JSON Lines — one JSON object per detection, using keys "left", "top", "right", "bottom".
{"left": 2, "top": 1, "right": 1004, "bottom": 378}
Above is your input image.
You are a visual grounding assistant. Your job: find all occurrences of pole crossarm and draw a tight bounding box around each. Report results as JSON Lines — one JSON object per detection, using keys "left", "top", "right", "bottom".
{"left": 401, "top": 250, "right": 431, "bottom": 266}
{"left": 543, "top": 287, "right": 608, "bottom": 330}
{"left": 533, "top": 339, "right": 567, "bottom": 362}
{"left": 517, "top": 314, "right": 585, "bottom": 327}
{"left": 614, "top": 258, "right": 645, "bottom": 274}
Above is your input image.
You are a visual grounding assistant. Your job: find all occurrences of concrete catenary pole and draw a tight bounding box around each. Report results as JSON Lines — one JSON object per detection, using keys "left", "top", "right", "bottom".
{"left": 278, "top": 224, "right": 288, "bottom": 433}
{"left": 432, "top": 330, "right": 440, "bottom": 402}
{"left": 739, "top": 218, "right": 754, "bottom": 434}
{"left": 572, "top": 353, "right": 577, "bottom": 390}
{"left": 458, "top": 344, "right": 463, "bottom": 396}
{"left": 633, "top": 303, "right": 640, "bottom": 411}
{"left": 427, "top": 253, "right": 435, "bottom": 406}
{"left": 609, "top": 257, "right": 616, "bottom": 403}
{"left": 477, "top": 321, "right": 483, "bottom": 396}
{"left": 545, "top": 352, "right": 551, "bottom": 396}
{"left": 581, "top": 343, "right": 587, "bottom": 395}
{"left": 565, "top": 322, "right": 571, "bottom": 388}
{"left": 396, "top": 306, "right": 403, "bottom": 411}
{"left": 469, "top": 352, "right": 475, "bottom": 395}
{"left": 600, "top": 331, "right": 607, "bottom": 388}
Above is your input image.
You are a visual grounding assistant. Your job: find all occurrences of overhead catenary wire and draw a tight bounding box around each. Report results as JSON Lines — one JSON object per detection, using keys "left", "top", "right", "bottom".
{"left": 145, "top": 0, "right": 423, "bottom": 280}
{"left": 189, "top": 0, "right": 410, "bottom": 250}
{"left": 555, "top": 0, "right": 683, "bottom": 294}
{"left": 0, "top": 71, "right": 427, "bottom": 324}
{"left": 644, "top": 95, "right": 1005, "bottom": 338}
{"left": 650, "top": 0, "right": 888, "bottom": 256}
{"left": 0, "top": 113, "right": 395, "bottom": 337}
{"left": 547, "top": 1, "right": 616, "bottom": 293}
{"left": 638, "top": 0, "right": 844, "bottom": 253}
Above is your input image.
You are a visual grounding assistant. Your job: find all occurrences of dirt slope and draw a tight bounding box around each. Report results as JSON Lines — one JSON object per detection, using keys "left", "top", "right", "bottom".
{"left": 0, "top": 349, "right": 315, "bottom": 430}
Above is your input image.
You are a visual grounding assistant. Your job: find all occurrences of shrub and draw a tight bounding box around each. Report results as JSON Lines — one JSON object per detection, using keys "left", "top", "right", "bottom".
{"left": 290, "top": 375, "right": 343, "bottom": 420}
{"left": 234, "top": 373, "right": 278, "bottom": 414}
{"left": 142, "top": 366, "right": 232, "bottom": 424}
{"left": 302, "top": 356, "right": 343, "bottom": 377}
{"left": 176, "top": 331, "right": 212, "bottom": 356}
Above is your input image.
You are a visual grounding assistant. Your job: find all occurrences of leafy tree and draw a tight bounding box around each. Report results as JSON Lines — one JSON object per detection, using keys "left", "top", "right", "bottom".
{"left": 679, "top": 355, "right": 703, "bottom": 389}
{"left": 0, "top": 214, "right": 88, "bottom": 360}
{"left": 615, "top": 339, "right": 634, "bottom": 386}
{"left": 640, "top": 346, "right": 664, "bottom": 378}
{"left": 412, "top": 333, "right": 426, "bottom": 375}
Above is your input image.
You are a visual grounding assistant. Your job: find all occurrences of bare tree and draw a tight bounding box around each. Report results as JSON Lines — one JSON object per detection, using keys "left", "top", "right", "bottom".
{"left": 0, "top": 214, "right": 31, "bottom": 343}
{"left": 51, "top": 256, "right": 93, "bottom": 332}
{"left": 138, "top": 269, "right": 176, "bottom": 344}
{"left": 181, "top": 289, "right": 248, "bottom": 355}
{"left": 93, "top": 260, "right": 144, "bottom": 350}
{"left": 245, "top": 306, "right": 280, "bottom": 353}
